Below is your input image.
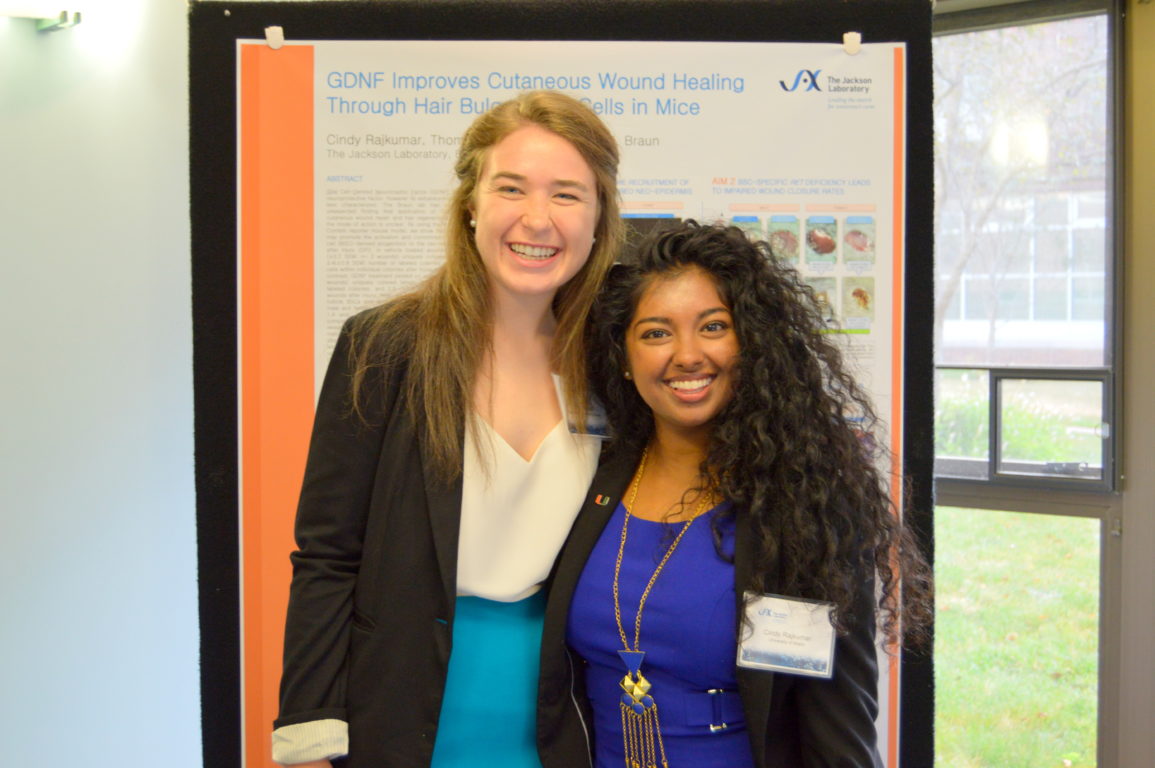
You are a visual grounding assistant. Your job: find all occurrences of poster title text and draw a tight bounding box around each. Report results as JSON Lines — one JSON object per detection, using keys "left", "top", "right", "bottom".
{"left": 324, "top": 71, "right": 746, "bottom": 118}
{"left": 326, "top": 71, "right": 745, "bottom": 94}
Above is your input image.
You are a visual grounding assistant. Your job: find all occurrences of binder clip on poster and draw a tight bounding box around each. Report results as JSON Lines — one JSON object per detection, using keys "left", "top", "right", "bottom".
{"left": 265, "top": 25, "right": 285, "bottom": 50}
{"left": 843, "top": 31, "right": 862, "bottom": 56}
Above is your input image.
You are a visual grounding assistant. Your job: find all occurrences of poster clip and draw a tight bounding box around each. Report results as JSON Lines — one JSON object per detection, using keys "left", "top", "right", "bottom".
{"left": 265, "top": 26, "right": 285, "bottom": 50}
{"left": 842, "top": 31, "right": 862, "bottom": 56}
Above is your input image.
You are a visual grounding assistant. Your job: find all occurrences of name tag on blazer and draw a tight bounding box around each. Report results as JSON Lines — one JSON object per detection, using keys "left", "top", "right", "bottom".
{"left": 736, "top": 592, "right": 837, "bottom": 679}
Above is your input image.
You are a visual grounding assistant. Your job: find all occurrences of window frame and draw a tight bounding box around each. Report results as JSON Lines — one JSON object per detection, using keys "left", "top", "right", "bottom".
{"left": 935, "top": 365, "right": 1115, "bottom": 492}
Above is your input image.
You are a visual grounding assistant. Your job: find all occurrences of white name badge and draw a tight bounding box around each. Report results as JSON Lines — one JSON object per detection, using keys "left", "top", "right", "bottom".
{"left": 736, "top": 592, "right": 837, "bottom": 679}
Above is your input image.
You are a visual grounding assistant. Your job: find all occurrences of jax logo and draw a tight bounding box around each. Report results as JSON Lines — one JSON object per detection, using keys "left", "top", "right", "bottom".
{"left": 779, "top": 69, "right": 822, "bottom": 92}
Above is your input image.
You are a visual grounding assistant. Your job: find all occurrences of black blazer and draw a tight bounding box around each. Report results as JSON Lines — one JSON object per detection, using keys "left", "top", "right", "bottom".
{"left": 276, "top": 314, "right": 466, "bottom": 767}
{"left": 537, "top": 448, "right": 884, "bottom": 768}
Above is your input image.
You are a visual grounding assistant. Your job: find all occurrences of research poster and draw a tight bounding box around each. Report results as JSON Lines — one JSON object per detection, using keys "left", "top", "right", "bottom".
{"left": 236, "top": 38, "right": 906, "bottom": 767}
{"left": 311, "top": 40, "right": 903, "bottom": 410}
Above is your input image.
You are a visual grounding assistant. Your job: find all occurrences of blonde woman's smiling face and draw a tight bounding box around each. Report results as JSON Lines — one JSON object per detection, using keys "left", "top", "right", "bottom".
{"left": 625, "top": 266, "right": 740, "bottom": 441}
{"left": 470, "top": 123, "right": 599, "bottom": 306}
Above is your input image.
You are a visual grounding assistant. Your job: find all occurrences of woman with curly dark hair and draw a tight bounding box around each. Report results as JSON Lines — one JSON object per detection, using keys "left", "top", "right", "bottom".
{"left": 537, "top": 221, "right": 932, "bottom": 768}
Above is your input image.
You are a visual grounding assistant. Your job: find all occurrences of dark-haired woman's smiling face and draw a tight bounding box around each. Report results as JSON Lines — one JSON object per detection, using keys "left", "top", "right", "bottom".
{"left": 625, "top": 266, "right": 740, "bottom": 441}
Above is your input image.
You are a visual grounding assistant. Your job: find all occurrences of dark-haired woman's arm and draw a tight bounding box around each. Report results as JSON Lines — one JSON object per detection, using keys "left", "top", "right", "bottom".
{"left": 793, "top": 572, "right": 884, "bottom": 768}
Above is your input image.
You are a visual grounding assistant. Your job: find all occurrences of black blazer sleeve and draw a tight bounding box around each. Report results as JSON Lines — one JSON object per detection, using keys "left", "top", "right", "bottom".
{"left": 275, "top": 316, "right": 398, "bottom": 728}
{"left": 765, "top": 573, "right": 883, "bottom": 768}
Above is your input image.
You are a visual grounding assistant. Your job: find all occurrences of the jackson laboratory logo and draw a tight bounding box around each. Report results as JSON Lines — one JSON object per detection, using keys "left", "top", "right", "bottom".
{"left": 779, "top": 69, "right": 822, "bottom": 92}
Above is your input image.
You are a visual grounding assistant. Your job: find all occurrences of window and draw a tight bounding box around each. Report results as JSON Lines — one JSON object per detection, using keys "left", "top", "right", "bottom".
{"left": 931, "top": 3, "right": 1118, "bottom": 766}
{"left": 933, "top": 9, "right": 1114, "bottom": 491}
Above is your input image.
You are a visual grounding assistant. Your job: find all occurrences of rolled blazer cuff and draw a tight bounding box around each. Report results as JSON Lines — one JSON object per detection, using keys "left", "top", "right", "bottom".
{"left": 272, "top": 717, "right": 348, "bottom": 765}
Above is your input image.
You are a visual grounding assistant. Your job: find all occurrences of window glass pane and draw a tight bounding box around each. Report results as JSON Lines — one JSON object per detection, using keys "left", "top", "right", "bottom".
{"left": 1034, "top": 276, "right": 1069, "bottom": 321}
{"left": 997, "top": 278, "right": 1030, "bottom": 320}
{"left": 935, "top": 507, "right": 1100, "bottom": 767}
{"left": 998, "top": 378, "right": 1104, "bottom": 479}
{"left": 964, "top": 278, "right": 992, "bottom": 321}
{"left": 934, "top": 16, "right": 1109, "bottom": 367}
{"left": 1077, "top": 193, "right": 1105, "bottom": 221}
{"left": 965, "top": 232, "right": 999, "bottom": 276}
{"left": 1035, "top": 228, "right": 1069, "bottom": 273}
{"left": 943, "top": 284, "right": 962, "bottom": 320}
{"left": 1072, "top": 277, "right": 1106, "bottom": 321}
{"left": 999, "top": 233, "right": 1033, "bottom": 275}
{"left": 1035, "top": 194, "right": 1067, "bottom": 227}
{"left": 937, "top": 230, "right": 963, "bottom": 272}
{"left": 1073, "top": 227, "right": 1106, "bottom": 273}
{"left": 935, "top": 369, "right": 989, "bottom": 479}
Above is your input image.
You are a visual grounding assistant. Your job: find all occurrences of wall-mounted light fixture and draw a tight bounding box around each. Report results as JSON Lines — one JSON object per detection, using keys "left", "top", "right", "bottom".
{"left": 0, "top": 5, "right": 82, "bottom": 32}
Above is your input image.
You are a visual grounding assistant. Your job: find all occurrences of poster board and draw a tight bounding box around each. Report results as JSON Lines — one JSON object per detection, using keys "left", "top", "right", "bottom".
{"left": 190, "top": 2, "right": 935, "bottom": 766}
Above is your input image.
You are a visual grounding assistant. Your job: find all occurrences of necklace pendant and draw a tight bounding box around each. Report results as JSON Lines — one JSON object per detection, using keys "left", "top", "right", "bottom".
{"left": 619, "top": 670, "right": 654, "bottom": 712}
{"left": 618, "top": 650, "right": 654, "bottom": 711}
{"left": 618, "top": 649, "right": 646, "bottom": 675}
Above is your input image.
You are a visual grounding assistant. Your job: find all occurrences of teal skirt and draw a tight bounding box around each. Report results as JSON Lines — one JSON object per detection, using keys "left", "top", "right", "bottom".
{"left": 431, "top": 592, "right": 546, "bottom": 767}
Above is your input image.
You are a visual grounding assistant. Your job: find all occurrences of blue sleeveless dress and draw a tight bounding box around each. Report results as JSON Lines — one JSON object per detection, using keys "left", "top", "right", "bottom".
{"left": 566, "top": 503, "right": 755, "bottom": 768}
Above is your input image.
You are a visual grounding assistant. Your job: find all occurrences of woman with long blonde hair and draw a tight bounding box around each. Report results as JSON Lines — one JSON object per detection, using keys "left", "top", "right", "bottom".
{"left": 272, "top": 91, "right": 622, "bottom": 768}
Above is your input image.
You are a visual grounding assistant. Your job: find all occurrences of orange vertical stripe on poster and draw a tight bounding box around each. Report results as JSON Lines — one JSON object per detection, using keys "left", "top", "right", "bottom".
{"left": 887, "top": 45, "right": 906, "bottom": 768}
{"left": 240, "top": 43, "right": 315, "bottom": 768}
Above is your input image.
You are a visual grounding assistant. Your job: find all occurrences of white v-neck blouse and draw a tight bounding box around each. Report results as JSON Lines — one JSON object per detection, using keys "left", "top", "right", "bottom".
{"left": 457, "top": 376, "right": 601, "bottom": 602}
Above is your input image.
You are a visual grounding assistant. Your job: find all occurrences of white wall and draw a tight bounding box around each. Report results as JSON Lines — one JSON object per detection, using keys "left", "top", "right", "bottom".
{"left": 0, "top": 1, "right": 200, "bottom": 764}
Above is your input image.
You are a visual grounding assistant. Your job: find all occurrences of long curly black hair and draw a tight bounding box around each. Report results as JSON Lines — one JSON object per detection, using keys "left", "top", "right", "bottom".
{"left": 588, "top": 220, "right": 932, "bottom": 647}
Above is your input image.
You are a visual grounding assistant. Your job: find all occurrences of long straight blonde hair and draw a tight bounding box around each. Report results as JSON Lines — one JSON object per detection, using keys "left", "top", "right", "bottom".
{"left": 350, "top": 91, "right": 623, "bottom": 480}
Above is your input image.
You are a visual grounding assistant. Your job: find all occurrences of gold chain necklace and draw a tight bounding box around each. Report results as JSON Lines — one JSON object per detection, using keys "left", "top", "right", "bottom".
{"left": 612, "top": 448, "right": 713, "bottom": 768}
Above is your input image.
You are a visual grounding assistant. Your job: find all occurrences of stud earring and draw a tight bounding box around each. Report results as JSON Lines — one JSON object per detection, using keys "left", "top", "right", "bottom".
{"left": 624, "top": 371, "right": 632, "bottom": 380}
{"left": 469, "top": 219, "right": 476, "bottom": 228}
